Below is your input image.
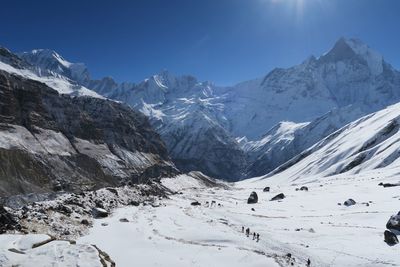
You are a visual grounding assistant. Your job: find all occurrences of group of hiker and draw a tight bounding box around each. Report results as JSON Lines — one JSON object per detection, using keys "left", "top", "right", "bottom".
{"left": 204, "top": 200, "right": 222, "bottom": 208}
{"left": 241, "top": 226, "right": 311, "bottom": 266}
{"left": 241, "top": 226, "right": 260, "bottom": 242}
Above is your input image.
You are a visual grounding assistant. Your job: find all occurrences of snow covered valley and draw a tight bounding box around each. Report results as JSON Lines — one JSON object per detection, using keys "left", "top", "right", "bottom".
{"left": 75, "top": 172, "right": 400, "bottom": 267}
{"left": 1, "top": 37, "right": 400, "bottom": 267}
{"left": 1, "top": 167, "right": 399, "bottom": 266}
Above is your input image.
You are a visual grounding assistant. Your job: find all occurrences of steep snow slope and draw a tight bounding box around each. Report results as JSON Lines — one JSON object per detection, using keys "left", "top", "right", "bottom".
{"left": 246, "top": 106, "right": 366, "bottom": 177}
{"left": 0, "top": 49, "right": 101, "bottom": 98}
{"left": 260, "top": 102, "right": 400, "bottom": 183}
{"left": 18, "top": 49, "right": 91, "bottom": 84}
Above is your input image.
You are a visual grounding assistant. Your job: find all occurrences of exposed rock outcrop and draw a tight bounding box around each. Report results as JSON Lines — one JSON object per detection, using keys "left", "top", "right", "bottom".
{"left": 0, "top": 70, "right": 179, "bottom": 196}
{"left": 247, "top": 191, "right": 258, "bottom": 204}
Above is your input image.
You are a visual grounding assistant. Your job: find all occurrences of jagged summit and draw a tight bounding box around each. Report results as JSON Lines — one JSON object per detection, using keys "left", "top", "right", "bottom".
{"left": 19, "top": 48, "right": 90, "bottom": 83}
{"left": 320, "top": 37, "right": 384, "bottom": 75}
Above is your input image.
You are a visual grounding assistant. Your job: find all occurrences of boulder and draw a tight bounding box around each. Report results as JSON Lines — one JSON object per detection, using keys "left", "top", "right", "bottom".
{"left": 300, "top": 186, "right": 308, "bottom": 191}
{"left": 384, "top": 230, "right": 399, "bottom": 245}
{"left": 129, "top": 201, "right": 140, "bottom": 206}
{"left": 191, "top": 201, "right": 201, "bottom": 206}
{"left": 247, "top": 192, "right": 258, "bottom": 204}
{"left": 92, "top": 207, "right": 109, "bottom": 218}
{"left": 53, "top": 182, "right": 63, "bottom": 191}
{"left": 386, "top": 213, "right": 400, "bottom": 232}
{"left": 119, "top": 218, "right": 129, "bottom": 222}
{"left": 344, "top": 199, "right": 356, "bottom": 206}
{"left": 270, "top": 193, "right": 285, "bottom": 201}
{"left": 382, "top": 183, "right": 400, "bottom": 188}
{"left": 263, "top": 187, "right": 270, "bottom": 192}
{"left": 80, "top": 219, "right": 90, "bottom": 225}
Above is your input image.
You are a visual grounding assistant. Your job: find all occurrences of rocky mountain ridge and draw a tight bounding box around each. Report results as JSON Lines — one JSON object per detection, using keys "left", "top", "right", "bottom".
{"left": 0, "top": 69, "right": 178, "bottom": 197}
{"left": 10, "top": 38, "right": 400, "bottom": 180}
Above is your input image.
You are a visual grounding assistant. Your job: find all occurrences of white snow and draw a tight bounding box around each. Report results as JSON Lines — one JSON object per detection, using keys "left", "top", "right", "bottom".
{"left": 345, "top": 38, "right": 384, "bottom": 75}
{"left": 78, "top": 170, "right": 400, "bottom": 267}
{"left": 0, "top": 124, "right": 76, "bottom": 156}
{"left": 262, "top": 101, "right": 400, "bottom": 182}
{"left": 0, "top": 234, "right": 102, "bottom": 267}
{"left": 0, "top": 61, "right": 102, "bottom": 98}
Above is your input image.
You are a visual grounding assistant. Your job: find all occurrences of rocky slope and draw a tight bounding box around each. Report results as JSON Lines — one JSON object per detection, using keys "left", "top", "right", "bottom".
{"left": 0, "top": 69, "right": 178, "bottom": 197}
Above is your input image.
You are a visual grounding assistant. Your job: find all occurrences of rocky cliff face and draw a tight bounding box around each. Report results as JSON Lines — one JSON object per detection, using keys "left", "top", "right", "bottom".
{"left": 0, "top": 70, "right": 178, "bottom": 197}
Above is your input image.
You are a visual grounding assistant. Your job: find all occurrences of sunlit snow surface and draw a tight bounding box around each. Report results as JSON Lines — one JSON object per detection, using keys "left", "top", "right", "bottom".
{"left": 0, "top": 61, "right": 102, "bottom": 98}
{"left": 0, "top": 234, "right": 102, "bottom": 267}
{"left": 78, "top": 173, "right": 399, "bottom": 267}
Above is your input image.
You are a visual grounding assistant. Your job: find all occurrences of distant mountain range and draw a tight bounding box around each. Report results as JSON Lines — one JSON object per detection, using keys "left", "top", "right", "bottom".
{"left": 2, "top": 37, "right": 400, "bottom": 181}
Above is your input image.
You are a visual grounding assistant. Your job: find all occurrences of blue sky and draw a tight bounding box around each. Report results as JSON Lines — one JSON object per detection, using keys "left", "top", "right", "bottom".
{"left": 1, "top": 0, "right": 399, "bottom": 85}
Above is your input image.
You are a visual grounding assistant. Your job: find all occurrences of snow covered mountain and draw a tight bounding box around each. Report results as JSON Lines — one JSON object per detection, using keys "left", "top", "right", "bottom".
{"left": 245, "top": 106, "right": 366, "bottom": 177}
{"left": 0, "top": 47, "right": 101, "bottom": 98}
{"left": 0, "top": 61, "right": 177, "bottom": 197}
{"left": 261, "top": 101, "right": 400, "bottom": 183}
{"left": 14, "top": 38, "right": 400, "bottom": 180}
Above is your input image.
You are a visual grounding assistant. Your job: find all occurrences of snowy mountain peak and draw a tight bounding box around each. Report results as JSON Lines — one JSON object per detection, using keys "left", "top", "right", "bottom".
{"left": 146, "top": 70, "right": 199, "bottom": 93}
{"left": 321, "top": 37, "right": 384, "bottom": 75}
{"left": 29, "top": 49, "right": 72, "bottom": 67}
{"left": 18, "top": 49, "right": 90, "bottom": 83}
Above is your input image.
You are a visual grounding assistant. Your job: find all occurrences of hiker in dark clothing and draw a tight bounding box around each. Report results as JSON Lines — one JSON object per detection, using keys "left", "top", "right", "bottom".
{"left": 307, "top": 258, "right": 311, "bottom": 266}
{"left": 256, "top": 233, "right": 260, "bottom": 242}
{"left": 253, "top": 232, "right": 256, "bottom": 240}
{"left": 241, "top": 226, "right": 244, "bottom": 233}
{"left": 246, "top": 228, "right": 250, "bottom": 237}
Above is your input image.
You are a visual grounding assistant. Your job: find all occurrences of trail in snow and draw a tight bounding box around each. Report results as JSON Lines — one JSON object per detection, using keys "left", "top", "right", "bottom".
{"left": 78, "top": 170, "right": 400, "bottom": 267}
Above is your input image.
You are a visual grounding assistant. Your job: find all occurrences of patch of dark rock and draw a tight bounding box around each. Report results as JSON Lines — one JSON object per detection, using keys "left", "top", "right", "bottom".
{"left": 106, "top": 187, "right": 119, "bottom": 196}
{"left": 300, "top": 186, "right": 308, "bottom": 191}
{"left": 251, "top": 208, "right": 255, "bottom": 211}
{"left": 191, "top": 201, "right": 201, "bottom": 206}
{"left": 247, "top": 192, "right": 258, "bottom": 204}
{"left": 129, "top": 201, "right": 140, "bottom": 206}
{"left": 270, "top": 193, "right": 285, "bottom": 201}
{"left": 340, "top": 154, "right": 366, "bottom": 173}
{"left": 53, "top": 182, "right": 63, "bottom": 191}
{"left": 8, "top": 248, "right": 25, "bottom": 254}
{"left": 52, "top": 204, "right": 72, "bottom": 215}
{"left": 92, "top": 207, "right": 108, "bottom": 218}
{"left": 81, "top": 219, "right": 90, "bottom": 226}
{"left": 384, "top": 230, "right": 399, "bottom": 246}
{"left": 386, "top": 213, "right": 400, "bottom": 232}
{"left": 343, "top": 199, "right": 356, "bottom": 206}
{"left": 263, "top": 187, "right": 270, "bottom": 192}
{"left": 379, "top": 183, "right": 400, "bottom": 188}
{"left": 63, "top": 230, "right": 70, "bottom": 236}
{"left": 0, "top": 204, "right": 21, "bottom": 233}
{"left": 95, "top": 200, "right": 104, "bottom": 209}
{"left": 119, "top": 218, "right": 129, "bottom": 223}
{"left": 32, "top": 236, "right": 56, "bottom": 248}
